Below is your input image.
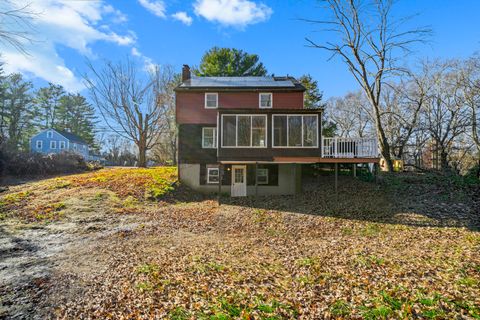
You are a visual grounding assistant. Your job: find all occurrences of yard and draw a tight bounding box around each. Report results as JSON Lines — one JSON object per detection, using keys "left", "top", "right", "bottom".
{"left": 0, "top": 167, "right": 479, "bottom": 319}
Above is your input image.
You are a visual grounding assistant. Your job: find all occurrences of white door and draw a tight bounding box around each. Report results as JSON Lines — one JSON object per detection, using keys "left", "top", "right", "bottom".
{"left": 231, "top": 165, "right": 247, "bottom": 197}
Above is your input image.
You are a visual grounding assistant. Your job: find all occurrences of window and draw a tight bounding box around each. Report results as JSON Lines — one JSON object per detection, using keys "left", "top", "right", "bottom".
{"left": 47, "top": 131, "right": 53, "bottom": 138}
{"left": 205, "top": 93, "right": 218, "bottom": 109}
{"left": 222, "top": 115, "right": 267, "bottom": 147}
{"left": 207, "top": 167, "right": 220, "bottom": 184}
{"left": 259, "top": 93, "right": 272, "bottom": 108}
{"left": 59, "top": 141, "right": 66, "bottom": 149}
{"left": 202, "top": 128, "right": 217, "bottom": 148}
{"left": 50, "top": 141, "right": 57, "bottom": 149}
{"left": 257, "top": 168, "right": 268, "bottom": 184}
{"left": 73, "top": 143, "right": 77, "bottom": 150}
{"left": 36, "top": 140, "right": 43, "bottom": 149}
{"left": 273, "top": 114, "right": 318, "bottom": 148}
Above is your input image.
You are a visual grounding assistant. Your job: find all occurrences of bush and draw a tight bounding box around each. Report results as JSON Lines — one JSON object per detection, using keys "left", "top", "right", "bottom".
{"left": 1, "top": 151, "right": 88, "bottom": 176}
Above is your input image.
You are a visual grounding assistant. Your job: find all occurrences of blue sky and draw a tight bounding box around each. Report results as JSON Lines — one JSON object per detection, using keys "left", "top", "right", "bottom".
{"left": 1, "top": 0, "right": 480, "bottom": 98}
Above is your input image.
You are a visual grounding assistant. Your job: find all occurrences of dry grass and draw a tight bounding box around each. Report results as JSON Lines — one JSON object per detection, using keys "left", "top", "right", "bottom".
{"left": 0, "top": 168, "right": 479, "bottom": 319}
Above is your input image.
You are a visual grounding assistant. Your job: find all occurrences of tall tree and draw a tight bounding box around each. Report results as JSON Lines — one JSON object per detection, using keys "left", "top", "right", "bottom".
{"left": 84, "top": 59, "right": 175, "bottom": 167}
{"left": 55, "top": 93, "right": 97, "bottom": 147}
{"left": 35, "top": 83, "right": 65, "bottom": 129}
{"left": 3, "top": 73, "right": 35, "bottom": 150}
{"left": 299, "top": 74, "right": 325, "bottom": 109}
{"left": 305, "top": 0, "right": 430, "bottom": 171}
{"left": 195, "top": 47, "right": 267, "bottom": 76}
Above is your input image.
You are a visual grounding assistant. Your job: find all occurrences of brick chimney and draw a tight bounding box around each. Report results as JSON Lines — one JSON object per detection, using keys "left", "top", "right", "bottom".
{"left": 182, "top": 64, "right": 191, "bottom": 82}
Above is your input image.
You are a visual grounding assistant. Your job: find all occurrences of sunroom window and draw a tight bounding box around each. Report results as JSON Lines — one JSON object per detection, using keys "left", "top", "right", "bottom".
{"left": 273, "top": 115, "right": 318, "bottom": 147}
{"left": 222, "top": 115, "right": 266, "bottom": 147}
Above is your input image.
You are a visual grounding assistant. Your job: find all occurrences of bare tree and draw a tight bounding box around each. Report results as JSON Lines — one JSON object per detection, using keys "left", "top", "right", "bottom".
{"left": 0, "top": 1, "right": 36, "bottom": 54}
{"left": 304, "top": 0, "right": 430, "bottom": 171}
{"left": 327, "top": 91, "right": 372, "bottom": 137}
{"left": 381, "top": 74, "right": 428, "bottom": 160}
{"left": 84, "top": 59, "right": 173, "bottom": 167}
{"left": 420, "top": 60, "right": 470, "bottom": 171}
{"left": 456, "top": 55, "right": 480, "bottom": 176}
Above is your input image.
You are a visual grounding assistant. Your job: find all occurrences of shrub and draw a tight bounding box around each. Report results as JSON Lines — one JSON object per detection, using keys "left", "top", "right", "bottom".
{"left": 1, "top": 150, "right": 88, "bottom": 176}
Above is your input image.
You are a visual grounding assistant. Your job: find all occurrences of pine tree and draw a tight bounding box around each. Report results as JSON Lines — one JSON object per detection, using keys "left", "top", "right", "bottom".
{"left": 55, "top": 93, "right": 97, "bottom": 147}
{"left": 35, "top": 83, "right": 65, "bottom": 129}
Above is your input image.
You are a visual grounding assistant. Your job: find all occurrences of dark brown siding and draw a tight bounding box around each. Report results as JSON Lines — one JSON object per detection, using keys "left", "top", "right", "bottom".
{"left": 176, "top": 91, "right": 304, "bottom": 124}
{"left": 178, "top": 124, "right": 217, "bottom": 163}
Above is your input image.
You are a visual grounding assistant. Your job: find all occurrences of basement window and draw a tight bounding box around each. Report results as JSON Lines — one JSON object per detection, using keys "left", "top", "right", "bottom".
{"left": 257, "top": 168, "right": 268, "bottom": 184}
{"left": 207, "top": 167, "right": 220, "bottom": 184}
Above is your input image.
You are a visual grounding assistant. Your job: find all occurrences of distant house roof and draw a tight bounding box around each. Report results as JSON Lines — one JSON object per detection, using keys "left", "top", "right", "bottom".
{"left": 49, "top": 129, "right": 87, "bottom": 145}
{"left": 176, "top": 76, "right": 305, "bottom": 92}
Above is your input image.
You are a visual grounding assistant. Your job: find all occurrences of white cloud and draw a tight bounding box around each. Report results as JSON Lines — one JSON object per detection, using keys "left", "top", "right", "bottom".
{"left": 0, "top": 0, "right": 134, "bottom": 92}
{"left": 130, "top": 47, "right": 156, "bottom": 73}
{"left": 138, "top": 0, "right": 166, "bottom": 18}
{"left": 194, "top": 0, "right": 272, "bottom": 28}
{"left": 172, "top": 11, "right": 193, "bottom": 26}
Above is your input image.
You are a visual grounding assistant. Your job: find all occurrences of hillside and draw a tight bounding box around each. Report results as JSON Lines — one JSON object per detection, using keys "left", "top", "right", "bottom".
{"left": 0, "top": 168, "right": 479, "bottom": 319}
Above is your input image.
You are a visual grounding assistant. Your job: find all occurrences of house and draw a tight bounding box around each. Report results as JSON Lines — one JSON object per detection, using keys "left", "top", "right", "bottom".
{"left": 175, "top": 65, "right": 380, "bottom": 197}
{"left": 30, "top": 129, "right": 90, "bottom": 160}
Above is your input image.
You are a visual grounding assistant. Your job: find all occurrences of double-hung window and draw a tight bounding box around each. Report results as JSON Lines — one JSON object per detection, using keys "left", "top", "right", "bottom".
{"left": 205, "top": 93, "right": 218, "bottom": 109}
{"left": 50, "top": 141, "right": 57, "bottom": 149}
{"left": 273, "top": 114, "right": 318, "bottom": 147}
{"left": 36, "top": 140, "right": 43, "bottom": 149}
{"left": 257, "top": 168, "right": 268, "bottom": 184}
{"left": 259, "top": 93, "right": 272, "bottom": 108}
{"left": 59, "top": 141, "right": 66, "bottom": 149}
{"left": 207, "top": 167, "right": 220, "bottom": 184}
{"left": 222, "top": 115, "right": 267, "bottom": 147}
{"left": 202, "top": 127, "right": 217, "bottom": 148}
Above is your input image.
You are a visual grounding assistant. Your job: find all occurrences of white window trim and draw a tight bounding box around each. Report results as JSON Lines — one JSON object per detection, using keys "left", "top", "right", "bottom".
{"left": 202, "top": 127, "right": 217, "bottom": 148}
{"left": 272, "top": 114, "right": 319, "bottom": 148}
{"left": 257, "top": 168, "right": 268, "bottom": 185}
{"left": 46, "top": 131, "right": 53, "bottom": 138}
{"left": 59, "top": 141, "right": 66, "bottom": 149}
{"left": 207, "top": 167, "right": 220, "bottom": 184}
{"left": 36, "top": 140, "right": 43, "bottom": 149}
{"left": 259, "top": 92, "right": 273, "bottom": 109}
{"left": 50, "top": 140, "right": 57, "bottom": 149}
{"left": 221, "top": 114, "right": 268, "bottom": 148}
{"left": 205, "top": 92, "right": 218, "bottom": 109}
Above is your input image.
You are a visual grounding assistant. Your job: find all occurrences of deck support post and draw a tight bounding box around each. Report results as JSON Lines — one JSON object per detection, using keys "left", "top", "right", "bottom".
{"left": 353, "top": 163, "right": 357, "bottom": 177}
{"left": 218, "top": 163, "right": 222, "bottom": 204}
{"left": 255, "top": 162, "right": 258, "bottom": 197}
{"left": 334, "top": 162, "right": 338, "bottom": 194}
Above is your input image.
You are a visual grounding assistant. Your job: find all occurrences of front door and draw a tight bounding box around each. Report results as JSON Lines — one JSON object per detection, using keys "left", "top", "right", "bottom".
{"left": 231, "top": 165, "right": 247, "bottom": 197}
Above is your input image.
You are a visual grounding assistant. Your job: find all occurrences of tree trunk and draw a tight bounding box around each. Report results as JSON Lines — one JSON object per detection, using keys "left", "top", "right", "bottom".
{"left": 137, "top": 134, "right": 147, "bottom": 168}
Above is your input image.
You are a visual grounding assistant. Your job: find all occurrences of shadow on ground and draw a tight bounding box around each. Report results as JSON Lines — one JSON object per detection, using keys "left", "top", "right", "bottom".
{"left": 222, "top": 173, "right": 480, "bottom": 231}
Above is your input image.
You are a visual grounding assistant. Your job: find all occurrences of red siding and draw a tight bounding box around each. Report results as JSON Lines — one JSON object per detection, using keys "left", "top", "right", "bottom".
{"left": 176, "top": 91, "right": 304, "bottom": 124}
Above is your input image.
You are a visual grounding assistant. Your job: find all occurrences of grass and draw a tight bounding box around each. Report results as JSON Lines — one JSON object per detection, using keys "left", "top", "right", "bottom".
{"left": 1, "top": 169, "right": 479, "bottom": 319}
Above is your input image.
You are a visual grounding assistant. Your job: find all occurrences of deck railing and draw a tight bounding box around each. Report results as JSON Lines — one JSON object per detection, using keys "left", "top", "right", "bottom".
{"left": 322, "top": 137, "right": 378, "bottom": 158}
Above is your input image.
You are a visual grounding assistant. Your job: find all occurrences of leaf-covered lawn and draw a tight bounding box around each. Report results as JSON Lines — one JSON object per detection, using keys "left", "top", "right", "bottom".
{"left": 0, "top": 169, "right": 479, "bottom": 319}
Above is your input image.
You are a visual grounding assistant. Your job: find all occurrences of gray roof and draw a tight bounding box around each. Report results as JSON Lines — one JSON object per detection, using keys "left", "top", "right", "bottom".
{"left": 177, "top": 76, "right": 305, "bottom": 91}
{"left": 56, "top": 130, "right": 88, "bottom": 145}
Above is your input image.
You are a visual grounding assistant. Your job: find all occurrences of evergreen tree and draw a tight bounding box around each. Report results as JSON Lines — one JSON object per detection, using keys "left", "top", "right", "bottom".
{"left": 55, "top": 93, "right": 97, "bottom": 147}
{"left": 3, "top": 74, "right": 35, "bottom": 150}
{"left": 35, "top": 83, "right": 65, "bottom": 129}
{"left": 195, "top": 47, "right": 267, "bottom": 76}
